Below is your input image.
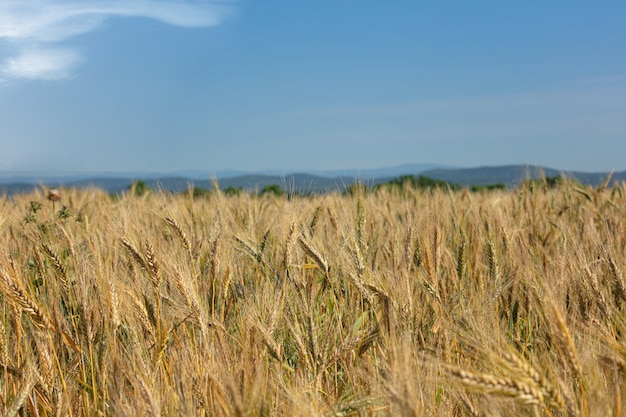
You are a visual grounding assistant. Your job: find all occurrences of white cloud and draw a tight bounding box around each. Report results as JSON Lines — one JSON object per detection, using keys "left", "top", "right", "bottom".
{"left": 2, "top": 47, "right": 81, "bottom": 80}
{"left": 0, "top": 0, "right": 234, "bottom": 81}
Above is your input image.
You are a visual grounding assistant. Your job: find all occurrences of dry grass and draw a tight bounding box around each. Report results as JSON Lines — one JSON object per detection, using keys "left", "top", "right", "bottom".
{"left": 0, "top": 180, "right": 624, "bottom": 415}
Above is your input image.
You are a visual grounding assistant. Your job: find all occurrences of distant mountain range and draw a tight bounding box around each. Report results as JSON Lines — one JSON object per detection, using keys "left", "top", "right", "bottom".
{"left": 0, "top": 163, "right": 444, "bottom": 183}
{"left": 0, "top": 164, "right": 623, "bottom": 196}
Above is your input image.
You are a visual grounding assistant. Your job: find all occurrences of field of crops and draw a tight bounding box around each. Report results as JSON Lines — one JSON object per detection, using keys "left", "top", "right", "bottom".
{"left": 0, "top": 179, "right": 624, "bottom": 416}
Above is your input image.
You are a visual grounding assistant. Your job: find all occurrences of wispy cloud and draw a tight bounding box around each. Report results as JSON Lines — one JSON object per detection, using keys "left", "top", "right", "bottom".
{"left": 0, "top": 0, "right": 234, "bottom": 81}
{"left": 2, "top": 47, "right": 81, "bottom": 80}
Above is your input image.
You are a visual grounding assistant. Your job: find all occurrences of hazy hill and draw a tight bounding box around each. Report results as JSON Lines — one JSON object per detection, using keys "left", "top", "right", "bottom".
{"left": 2, "top": 164, "right": 625, "bottom": 196}
{"left": 0, "top": 163, "right": 443, "bottom": 184}
{"left": 0, "top": 164, "right": 443, "bottom": 195}
{"left": 421, "top": 165, "right": 624, "bottom": 187}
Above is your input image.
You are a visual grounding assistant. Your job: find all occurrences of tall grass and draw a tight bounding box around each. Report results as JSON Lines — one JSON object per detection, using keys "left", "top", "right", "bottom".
{"left": 0, "top": 180, "right": 624, "bottom": 415}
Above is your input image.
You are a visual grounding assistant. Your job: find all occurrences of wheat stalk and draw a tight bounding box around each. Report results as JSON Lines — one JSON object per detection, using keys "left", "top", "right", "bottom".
{"left": 356, "top": 198, "right": 368, "bottom": 254}
{"left": 125, "top": 288, "right": 156, "bottom": 339}
{"left": 174, "top": 265, "right": 208, "bottom": 340}
{"left": 210, "top": 233, "right": 221, "bottom": 280}
{"left": 0, "top": 265, "right": 52, "bottom": 330}
{"left": 108, "top": 278, "right": 121, "bottom": 329}
{"left": 282, "top": 222, "right": 297, "bottom": 272}
{"left": 34, "top": 333, "right": 55, "bottom": 390}
{"left": 136, "top": 376, "right": 161, "bottom": 417}
{"left": 551, "top": 302, "right": 583, "bottom": 381}
{"left": 5, "top": 364, "right": 37, "bottom": 417}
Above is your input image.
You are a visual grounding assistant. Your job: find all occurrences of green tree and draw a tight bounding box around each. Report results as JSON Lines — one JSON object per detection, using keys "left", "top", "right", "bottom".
{"left": 224, "top": 186, "right": 243, "bottom": 196}
{"left": 471, "top": 183, "right": 506, "bottom": 192}
{"left": 377, "top": 175, "right": 459, "bottom": 192}
{"left": 129, "top": 180, "right": 150, "bottom": 197}
{"left": 260, "top": 184, "right": 283, "bottom": 196}
{"left": 191, "top": 187, "right": 212, "bottom": 198}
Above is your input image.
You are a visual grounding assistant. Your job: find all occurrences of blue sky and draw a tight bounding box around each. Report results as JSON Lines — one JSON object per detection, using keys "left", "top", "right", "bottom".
{"left": 1, "top": 1, "right": 625, "bottom": 174}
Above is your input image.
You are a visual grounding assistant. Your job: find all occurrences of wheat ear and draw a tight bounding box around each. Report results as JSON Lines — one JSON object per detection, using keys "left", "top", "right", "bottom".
{"left": 0, "top": 265, "right": 52, "bottom": 330}
{"left": 447, "top": 367, "right": 544, "bottom": 405}
{"left": 298, "top": 236, "right": 329, "bottom": 276}
{"left": 41, "top": 244, "right": 68, "bottom": 285}
{"left": 165, "top": 217, "right": 192, "bottom": 258}
{"left": 501, "top": 351, "right": 566, "bottom": 410}
{"left": 120, "top": 236, "right": 147, "bottom": 271}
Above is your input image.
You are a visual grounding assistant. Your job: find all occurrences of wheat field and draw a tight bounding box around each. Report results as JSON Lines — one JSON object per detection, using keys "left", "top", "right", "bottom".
{"left": 0, "top": 179, "right": 624, "bottom": 416}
